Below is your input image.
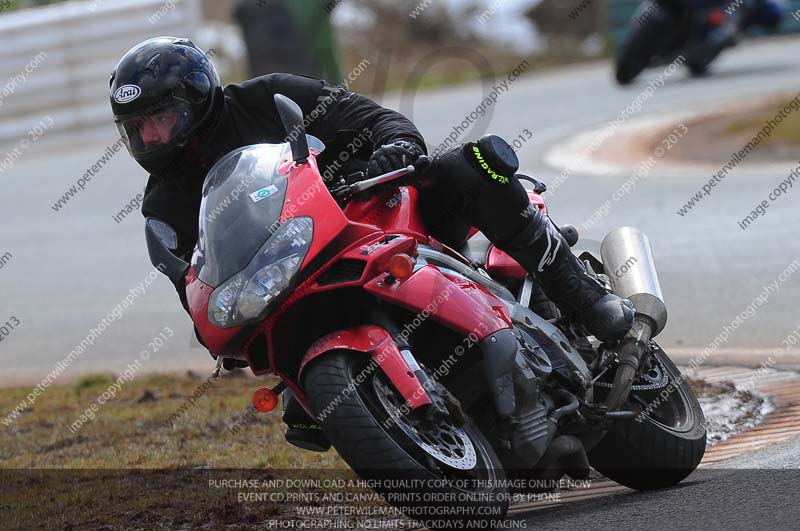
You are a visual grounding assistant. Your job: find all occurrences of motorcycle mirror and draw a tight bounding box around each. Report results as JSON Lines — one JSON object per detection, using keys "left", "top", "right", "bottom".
{"left": 147, "top": 218, "right": 178, "bottom": 250}
{"left": 274, "top": 94, "right": 310, "bottom": 164}
{"left": 145, "top": 218, "right": 190, "bottom": 286}
{"left": 517, "top": 173, "right": 548, "bottom": 194}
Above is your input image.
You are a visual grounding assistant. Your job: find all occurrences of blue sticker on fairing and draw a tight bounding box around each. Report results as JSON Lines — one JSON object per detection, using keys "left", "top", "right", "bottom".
{"left": 249, "top": 185, "right": 279, "bottom": 203}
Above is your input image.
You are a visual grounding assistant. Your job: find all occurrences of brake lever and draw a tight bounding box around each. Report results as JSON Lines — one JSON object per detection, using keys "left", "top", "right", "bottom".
{"left": 333, "top": 155, "right": 431, "bottom": 199}
{"left": 334, "top": 156, "right": 430, "bottom": 198}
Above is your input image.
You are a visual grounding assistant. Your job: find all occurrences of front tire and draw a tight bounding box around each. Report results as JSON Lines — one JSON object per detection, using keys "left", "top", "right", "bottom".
{"left": 615, "top": 11, "right": 673, "bottom": 85}
{"left": 687, "top": 58, "right": 710, "bottom": 77}
{"left": 303, "top": 350, "right": 509, "bottom": 529}
{"left": 588, "top": 342, "right": 706, "bottom": 490}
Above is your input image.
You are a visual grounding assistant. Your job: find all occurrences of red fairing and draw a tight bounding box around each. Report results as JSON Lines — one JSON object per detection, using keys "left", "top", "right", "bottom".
{"left": 486, "top": 248, "right": 526, "bottom": 281}
{"left": 343, "top": 186, "right": 429, "bottom": 242}
{"left": 185, "top": 266, "right": 242, "bottom": 354}
{"left": 364, "top": 265, "right": 512, "bottom": 340}
{"left": 279, "top": 155, "right": 350, "bottom": 269}
{"left": 527, "top": 190, "right": 547, "bottom": 215}
{"left": 302, "top": 234, "right": 419, "bottom": 295}
{"left": 485, "top": 189, "right": 546, "bottom": 281}
{"left": 298, "top": 325, "right": 433, "bottom": 409}
{"left": 252, "top": 224, "right": 403, "bottom": 372}
{"left": 192, "top": 142, "right": 536, "bottom": 383}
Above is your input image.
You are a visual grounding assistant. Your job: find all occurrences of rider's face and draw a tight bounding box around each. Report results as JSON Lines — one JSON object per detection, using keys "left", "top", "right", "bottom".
{"left": 136, "top": 110, "right": 179, "bottom": 145}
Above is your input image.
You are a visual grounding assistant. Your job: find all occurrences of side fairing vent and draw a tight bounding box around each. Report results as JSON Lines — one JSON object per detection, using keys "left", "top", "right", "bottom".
{"left": 317, "top": 259, "right": 367, "bottom": 286}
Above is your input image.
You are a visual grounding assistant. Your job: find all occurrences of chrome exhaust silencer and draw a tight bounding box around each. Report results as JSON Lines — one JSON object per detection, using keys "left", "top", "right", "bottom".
{"left": 600, "top": 227, "right": 667, "bottom": 337}
{"left": 600, "top": 227, "right": 667, "bottom": 410}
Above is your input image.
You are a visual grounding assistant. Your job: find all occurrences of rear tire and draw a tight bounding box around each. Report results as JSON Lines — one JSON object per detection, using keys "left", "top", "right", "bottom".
{"left": 588, "top": 342, "right": 706, "bottom": 490}
{"left": 303, "top": 350, "right": 509, "bottom": 530}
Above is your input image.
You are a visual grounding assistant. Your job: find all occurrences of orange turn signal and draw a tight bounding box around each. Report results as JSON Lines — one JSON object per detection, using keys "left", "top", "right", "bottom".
{"left": 253, "top": 387, "right": 279, "bottom": 412}
{"left": 386, "top": 253, "right": 415, "bottom": 279}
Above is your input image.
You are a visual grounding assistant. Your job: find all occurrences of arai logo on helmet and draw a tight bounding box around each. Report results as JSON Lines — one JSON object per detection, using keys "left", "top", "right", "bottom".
{"left": 113, "top": 84, "right": 142, "bottom": 104}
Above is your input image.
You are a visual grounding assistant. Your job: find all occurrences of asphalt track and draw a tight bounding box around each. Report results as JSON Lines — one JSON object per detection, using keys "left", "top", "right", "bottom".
{"left": 513, "top": 437, "right": 800, "bottom": 531}
{"left": 2, "top": 36, "right": 800, "bottom": 386}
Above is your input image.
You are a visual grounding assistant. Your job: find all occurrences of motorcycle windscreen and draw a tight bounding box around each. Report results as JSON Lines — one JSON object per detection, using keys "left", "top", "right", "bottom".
{"left": 194, "top": 138, "right": 324, "bottom": 288}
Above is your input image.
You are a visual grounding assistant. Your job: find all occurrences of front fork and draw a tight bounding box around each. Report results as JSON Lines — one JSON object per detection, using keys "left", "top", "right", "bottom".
{"left": 369, "top": 304, "right": 452, "bottom": 419}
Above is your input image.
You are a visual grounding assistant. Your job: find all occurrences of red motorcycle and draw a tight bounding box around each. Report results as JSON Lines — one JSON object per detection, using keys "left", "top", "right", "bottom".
{"left": 146, "top": 95, "right": 706, "bottom": 529}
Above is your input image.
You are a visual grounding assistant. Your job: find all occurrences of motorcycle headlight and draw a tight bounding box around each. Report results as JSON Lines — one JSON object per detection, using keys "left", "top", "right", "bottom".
{"left": 209, "top": 217, "right": 313, "bottom": 328}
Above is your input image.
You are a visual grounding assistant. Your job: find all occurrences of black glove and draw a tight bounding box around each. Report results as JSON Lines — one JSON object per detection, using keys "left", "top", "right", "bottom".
{"left": 366, "top": 140, "right": 425, "bottom": 178}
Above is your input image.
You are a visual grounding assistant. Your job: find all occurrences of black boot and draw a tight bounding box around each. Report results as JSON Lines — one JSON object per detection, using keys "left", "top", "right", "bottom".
{"left": 282, "top": 390, "right": 331, "bottom": 452}
{"left": 418, "top": 134, "right": 632, "bottom": 340}
{"left": 503, "top": 217, "right": 634, "bottom": 342}
{"left": 285, "top": 425, "right": 331, "bottom": 453}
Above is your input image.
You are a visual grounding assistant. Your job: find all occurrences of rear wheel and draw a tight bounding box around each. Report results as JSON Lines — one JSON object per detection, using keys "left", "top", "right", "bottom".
{"left": 588, "top": 342, "right": 706, "bottom": 490}
{"left": 303, "top": 351, "right": 509, "bottom": 530}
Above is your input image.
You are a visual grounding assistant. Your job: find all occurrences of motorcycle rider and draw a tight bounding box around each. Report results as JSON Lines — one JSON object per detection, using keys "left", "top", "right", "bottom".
{"left": 110, "top": 37, "right": 633, "bottom": 451}
{"left": 740, "top": 0, "right": 786, "bottom": 31}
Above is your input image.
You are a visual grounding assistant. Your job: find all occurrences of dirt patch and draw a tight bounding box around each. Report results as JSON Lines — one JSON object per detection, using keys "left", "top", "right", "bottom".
{"left": 690, "top": 378, "right": 775, "bottom": 445}
{"left": 595, "top": 94, "right": 800, "bottom": 168}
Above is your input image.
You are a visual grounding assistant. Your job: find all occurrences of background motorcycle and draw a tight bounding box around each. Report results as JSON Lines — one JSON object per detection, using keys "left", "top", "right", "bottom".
{"left": 145, "top": 95, "right": 707, "bottom": 529}
{"left": 615, "top": 0, "right": 744, "bottom": 84}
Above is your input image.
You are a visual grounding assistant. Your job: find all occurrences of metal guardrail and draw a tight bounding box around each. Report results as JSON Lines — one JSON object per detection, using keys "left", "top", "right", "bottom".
{"left": 609, "top": 0, "right": 800, "bottom": 48}
{"left": 0, "top": 0, "right": 201, "bottom": 149}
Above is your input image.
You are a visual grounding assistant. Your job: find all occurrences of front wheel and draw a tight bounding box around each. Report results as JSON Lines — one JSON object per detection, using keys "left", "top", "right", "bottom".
{"left": 686, "top": 58, "right": 710, "bottom": 77}
{"left": 588, "top": 342, "right": 707, "bottom": 490}
{"left": 303, "top": 350, "right": 509, "bottom": 530}
{"left": 615, "top": 11, "right": 674, "bottom": 85}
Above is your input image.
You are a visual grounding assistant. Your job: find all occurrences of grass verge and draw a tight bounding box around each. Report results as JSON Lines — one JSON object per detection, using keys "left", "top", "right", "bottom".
{"left": 0, "top": 371, "right": 350, "bottom": 529}
{"left": 1, "top": 371, "right": 344, "bottom": 469}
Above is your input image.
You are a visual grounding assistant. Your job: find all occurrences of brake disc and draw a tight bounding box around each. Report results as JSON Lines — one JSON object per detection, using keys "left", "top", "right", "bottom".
{"left": 373, "top": 376, "right": 477, "bottom": 470}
